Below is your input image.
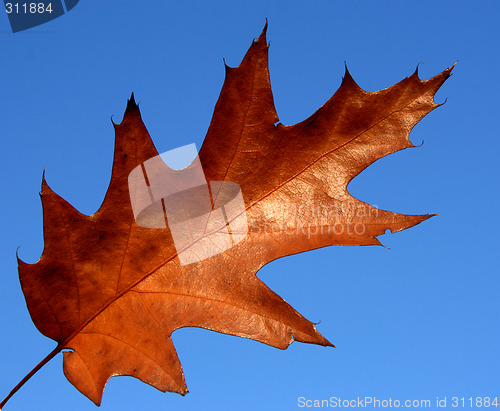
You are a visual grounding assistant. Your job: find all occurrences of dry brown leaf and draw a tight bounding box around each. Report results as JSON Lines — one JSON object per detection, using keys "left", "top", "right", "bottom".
{"left": 1, "top": 23, "right": 452, "bottom": 408}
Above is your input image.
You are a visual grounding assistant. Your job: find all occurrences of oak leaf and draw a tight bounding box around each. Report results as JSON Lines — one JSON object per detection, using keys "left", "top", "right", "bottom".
{"left": 1, "top": 23, "right": 452, "bottom": 408}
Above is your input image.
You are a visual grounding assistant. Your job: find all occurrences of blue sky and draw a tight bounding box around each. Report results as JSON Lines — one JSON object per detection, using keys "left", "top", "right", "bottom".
{"left": 0, "top": 1, "right": 499, "bottom": 410}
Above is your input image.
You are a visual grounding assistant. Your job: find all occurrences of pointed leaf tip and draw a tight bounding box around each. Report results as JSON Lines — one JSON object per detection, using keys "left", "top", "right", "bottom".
{"left": 41, "top": 170, "right": 49, "bottom": 192}
{"left": 441, "top": 64, "right": 455, "bottom": 79}
{"left": 343, "top": 61, "right": 350, "bottom": 75}
{"left": 40, "top": 171, "right": 57, "bottom": 199}
{"left": 445, "top": 62, "right": 456, "bottom": 78}
{"left": 438, "top": 63, "right": 456, "bottom": 82}
{"left": 341, "top": 63, "right": 360, "bottom": 89}
{"left": 257, "top": 19, "right": 268, "bottom": 43}
{"left": 411, "top": 62, "right": 424, "bottom": 79}
{"left": 125, "top": 92, "right": 139, "bottom": 114}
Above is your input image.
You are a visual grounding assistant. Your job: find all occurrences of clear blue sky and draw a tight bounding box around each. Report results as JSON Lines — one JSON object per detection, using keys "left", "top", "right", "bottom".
{"left": 1, "top": 1, "right": 499, "bottom": 410}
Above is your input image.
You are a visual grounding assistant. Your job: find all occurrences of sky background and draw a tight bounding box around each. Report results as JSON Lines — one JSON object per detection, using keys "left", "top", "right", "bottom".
{"left": 0, "top": 1, "right": 499, "bottom": 410}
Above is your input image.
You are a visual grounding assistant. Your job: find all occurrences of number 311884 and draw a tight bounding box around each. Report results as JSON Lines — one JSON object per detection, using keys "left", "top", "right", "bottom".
{"left": 5, "top": 3, "right": 53, "bottom": 14}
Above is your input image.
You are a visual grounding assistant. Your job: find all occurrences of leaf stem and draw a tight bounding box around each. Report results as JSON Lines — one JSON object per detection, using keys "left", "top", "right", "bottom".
{"left": 0, "top": 344, "right": 62, "bottom": 409}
